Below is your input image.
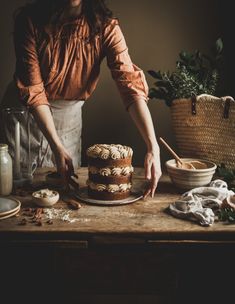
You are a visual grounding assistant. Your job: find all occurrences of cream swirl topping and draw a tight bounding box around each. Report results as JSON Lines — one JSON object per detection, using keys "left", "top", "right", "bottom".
{"left": 87, "top": 180, "right": 132, "bottom": 192}
{"left": 110, "top": 148, "right": 121, "bottom": 160}
{"left": 100, "top": 148, "right": 110, "bottom": 159}
{"left": 99, "top": 168, "right": 111, "bottom": 176}
{"left": 88, "top": 166, "right": 134, "bottom": 176}
{"left": 119, "top": 183, "right": 129, "bottom": 192}
{"left": 93, "top": 145, "right": 102, "bottom": 155}
{"left": 107, "top": 184, "right": 120, "bottom": 193}
{"left": 86, "top": 144, "right": 133, "bottom": 159}
{"left": 111, "top": 167, "right": 123, "bottom": 176}
{"left": 96, "top": 184, "right": 107, "bottom": 192}
{"left": 122, "top": 167, "right": 131, "bottom": 176}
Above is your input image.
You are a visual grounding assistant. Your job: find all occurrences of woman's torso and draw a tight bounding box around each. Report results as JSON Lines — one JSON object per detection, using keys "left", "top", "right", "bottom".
{"left": 35, "top": 15, "right": 105, "bottom": 101}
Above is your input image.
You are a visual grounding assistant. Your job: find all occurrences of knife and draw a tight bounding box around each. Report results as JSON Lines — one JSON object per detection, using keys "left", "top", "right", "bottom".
{"left": 61, "top": 176, "right": 82, "bottom": 209}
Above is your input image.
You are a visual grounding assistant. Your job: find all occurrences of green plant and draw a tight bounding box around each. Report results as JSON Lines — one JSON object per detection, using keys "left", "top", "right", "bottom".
{"left": 147, "top": 38, "right": 223, "bottom": 106}
{"left": 218, "top": 208, "right": 235, "bottom": 223}
{"left": 216, "top": 164, "right": 235, "bottom": 192}
{"left": 216, "top": 164, "right": 235, "bottom": 223}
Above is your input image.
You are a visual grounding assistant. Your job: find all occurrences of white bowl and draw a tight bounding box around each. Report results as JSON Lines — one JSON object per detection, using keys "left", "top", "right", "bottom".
{"left": 165, "top": 158, "right": 217, "bottom": 191}
{"left": 32, "top": 189, "right": 60, "bottom": 207}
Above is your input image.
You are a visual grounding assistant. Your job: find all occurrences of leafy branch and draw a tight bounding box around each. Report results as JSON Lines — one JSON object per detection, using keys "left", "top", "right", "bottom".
{"left": 148, "top": 38, "right": 223, "bottom": 106}
{"left": 216, "top": 163, "right": 235, "bottom": 192}
{"left": 218, "top": 208, "right": 235, "bottom": 223}
{"left": 216, "top": 164, "right": 235, "bottom": 223}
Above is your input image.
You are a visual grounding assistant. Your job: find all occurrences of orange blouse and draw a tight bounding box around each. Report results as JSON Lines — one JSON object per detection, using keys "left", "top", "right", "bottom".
{"left": 13, "top": 12, "right": 149, "bottom": 110}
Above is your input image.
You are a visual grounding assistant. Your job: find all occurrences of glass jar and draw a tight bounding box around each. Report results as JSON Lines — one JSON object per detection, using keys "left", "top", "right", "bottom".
{"left": 0, "top": 144, "right": 13, "bottom": 196}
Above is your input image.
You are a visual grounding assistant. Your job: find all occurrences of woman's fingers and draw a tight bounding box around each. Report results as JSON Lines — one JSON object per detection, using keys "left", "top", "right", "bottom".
{"left": 143, "top": 152, "right": 162, "bottom": 199}
{"left": 150, "top": 166, "right": 159, "bottom": 198}
{"left": 144, "top": 154, "right": 152, "bottom": 180}
{"left": 57, "top": 156, "right": 69, "bottom": 189}
{"left": 54, "top": 147, "right": 74, "bottom": 190}
{"left": 143, "top": 187, "right": 151, "bottom": 199}
{"left": 143, "top": 170, "right": 159, "bottom": 199}
{"left": 144, "top": 156, "right": 152, "bottom": 199}
{"left": 66, "top": 156, "right": 75, "bottom": 178}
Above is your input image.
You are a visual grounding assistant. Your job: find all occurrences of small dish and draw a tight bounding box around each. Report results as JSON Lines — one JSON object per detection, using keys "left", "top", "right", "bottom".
{"left": 32, "top": 189, "right": 59, "bottom": 207}
{"left": 0, "top": 208, "right": 20, "bottom": 220}
{"left": 0, "top": 197, "right": 21, "bottom": 216}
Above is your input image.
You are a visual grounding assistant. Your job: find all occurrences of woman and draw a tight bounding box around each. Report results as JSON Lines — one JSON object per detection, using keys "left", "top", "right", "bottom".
{"left": 13, "top": 0, "right": 161, "bottom": 198}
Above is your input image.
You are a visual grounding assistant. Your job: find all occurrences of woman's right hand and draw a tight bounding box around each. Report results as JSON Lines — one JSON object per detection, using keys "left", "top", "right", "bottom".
{"left": 31, "top": 105, "right": 75, "bottom": 189}
{"left": 53, "top": 145, "right": 75, "bottom": 189}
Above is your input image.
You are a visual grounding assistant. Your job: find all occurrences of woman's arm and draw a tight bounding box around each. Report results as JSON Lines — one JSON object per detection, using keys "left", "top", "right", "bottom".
{"left": 103, "top": 20, "right": 161, "bottom": 197}
{"left": 31, "top": 105, "right": 74, "bottom": 183}
{"left": 13, "top": 12, "right": 74, "bottom": 183}
{"left": 128, "top": 99, "right": 162, "bottom": 198}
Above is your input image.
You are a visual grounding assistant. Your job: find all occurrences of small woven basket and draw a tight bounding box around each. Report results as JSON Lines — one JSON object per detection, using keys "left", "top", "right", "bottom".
{"left": 170, "top": 94, "right": 235, "bottom": 169}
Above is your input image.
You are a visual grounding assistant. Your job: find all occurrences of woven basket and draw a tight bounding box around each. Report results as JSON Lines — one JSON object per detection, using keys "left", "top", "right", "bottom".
{"left": 170, "top": 94, "right": 235, "bottom": 169}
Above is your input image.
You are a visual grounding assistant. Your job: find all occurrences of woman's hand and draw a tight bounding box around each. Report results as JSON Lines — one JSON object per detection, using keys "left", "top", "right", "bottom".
{"left": 31, "top": 105, "right": 75, "bottom": 189}
{"left": 53, "top": 145, "right": 75, "bottom": 189}
{"left": 127, "top": 99, "right": 162, "bottom": 198}
{"left": 143, "top": 147, "right": 162, "bottom": 199}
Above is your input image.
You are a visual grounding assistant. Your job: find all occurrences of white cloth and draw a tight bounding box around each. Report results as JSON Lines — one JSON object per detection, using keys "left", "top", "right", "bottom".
{"left": 168, "top": 179, "right": 235, "bottom": 226}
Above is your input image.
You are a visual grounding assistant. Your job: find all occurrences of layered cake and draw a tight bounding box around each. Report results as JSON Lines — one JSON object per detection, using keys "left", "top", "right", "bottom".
{"left": 86, "top": 144, "right": 134, "bottom": 200}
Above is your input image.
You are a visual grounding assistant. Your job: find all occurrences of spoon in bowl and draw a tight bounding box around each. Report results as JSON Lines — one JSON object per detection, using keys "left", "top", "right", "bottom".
{"left": 159, "top": 137, "right": 207, "bottom": 169}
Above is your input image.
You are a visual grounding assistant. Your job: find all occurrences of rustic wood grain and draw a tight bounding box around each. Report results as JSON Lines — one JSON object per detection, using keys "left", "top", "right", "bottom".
{"left": 0, "top": 167, "right": 235, "bottom": 242}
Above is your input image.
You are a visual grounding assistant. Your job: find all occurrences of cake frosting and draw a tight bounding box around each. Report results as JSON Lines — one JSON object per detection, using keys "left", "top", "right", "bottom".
{"left": 87, "top": 144, "right": 133, "bottom": 159}
{"left": 86, "top": 144, "right": 134, "bottom": 200}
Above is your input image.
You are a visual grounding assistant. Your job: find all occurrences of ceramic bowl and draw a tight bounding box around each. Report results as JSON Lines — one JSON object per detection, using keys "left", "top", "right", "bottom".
{"left": 32, "top": 189, "right": 59, "bottom": 207}
{"left": 165, "top": 158, "right": 217, "bottom": 191}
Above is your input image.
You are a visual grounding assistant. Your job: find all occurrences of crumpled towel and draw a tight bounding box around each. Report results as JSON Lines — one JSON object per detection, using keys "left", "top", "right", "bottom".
{"left": 168, "top": 179, "right": 234, "bottom": 226}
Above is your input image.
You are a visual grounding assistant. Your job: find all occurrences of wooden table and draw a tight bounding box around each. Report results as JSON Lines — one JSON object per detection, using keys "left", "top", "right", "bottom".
{"left": 1, "top": 167, "right": 234, "bottom": 303}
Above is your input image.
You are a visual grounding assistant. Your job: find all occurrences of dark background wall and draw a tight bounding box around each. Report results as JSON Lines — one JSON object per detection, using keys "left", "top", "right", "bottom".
{"left": 0, "top": 0, "right": 232, "bottom": 169}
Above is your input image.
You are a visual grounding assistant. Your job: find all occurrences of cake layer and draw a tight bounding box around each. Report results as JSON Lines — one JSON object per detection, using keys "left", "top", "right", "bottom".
{"left": 87, "top": 180, "right": 132, "bottom": 192}
{"left": 86, "top": 144, "right": 133, "bottom": 201}
{"left": 88, "top": 157, "right": 132, "bottom": 168}
{"left": 89, "top": 173, "right": 131, "bottom": 184}
{"left": 88, "top": 189, "right": 130, "bottom": 201}
{"left": 88, "top": 165, "right": 134, "bottom": 176}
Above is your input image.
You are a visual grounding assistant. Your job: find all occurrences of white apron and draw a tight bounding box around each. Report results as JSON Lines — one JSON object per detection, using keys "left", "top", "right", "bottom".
{"left": 1, "top": 96, "right": 84, "bottom": 172}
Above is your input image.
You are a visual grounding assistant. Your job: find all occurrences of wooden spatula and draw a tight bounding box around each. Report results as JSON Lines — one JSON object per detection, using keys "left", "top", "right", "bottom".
{"left": 159, "top": 137, "right": 207, "bottom": 169}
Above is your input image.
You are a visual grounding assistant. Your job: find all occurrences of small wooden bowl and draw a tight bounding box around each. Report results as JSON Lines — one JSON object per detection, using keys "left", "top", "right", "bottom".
{"left": 32, "top": 189, "right": 59, "bottom": 207}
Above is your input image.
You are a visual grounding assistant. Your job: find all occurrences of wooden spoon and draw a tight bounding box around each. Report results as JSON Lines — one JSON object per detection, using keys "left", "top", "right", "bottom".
{"left": 159, "top": 137, "right": 207, "bottom": 169}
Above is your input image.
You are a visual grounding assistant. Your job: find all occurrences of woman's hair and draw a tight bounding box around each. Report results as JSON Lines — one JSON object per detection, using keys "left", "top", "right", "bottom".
{"left": 16, "top": 0, "right": 113, "bottom": 36}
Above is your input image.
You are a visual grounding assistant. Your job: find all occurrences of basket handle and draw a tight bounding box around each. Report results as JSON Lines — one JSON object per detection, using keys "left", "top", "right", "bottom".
{"left": 221, "top": 96, "right": 234, "bottom": 118}
{"left": 191, "top": 94, "right": 235, "bottom": 118}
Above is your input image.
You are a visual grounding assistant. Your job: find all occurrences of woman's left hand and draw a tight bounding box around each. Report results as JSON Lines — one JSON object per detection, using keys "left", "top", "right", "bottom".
{"left": 127, "top": 99, "right": 162, "bottom": 198}
{"left": 143, "top": 148, "right": 162, "bottom": 199}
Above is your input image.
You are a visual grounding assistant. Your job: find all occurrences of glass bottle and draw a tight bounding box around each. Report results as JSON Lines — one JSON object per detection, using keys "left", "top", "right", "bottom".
{"left": 0, "top": 144, "right": 13, "bottom": 196}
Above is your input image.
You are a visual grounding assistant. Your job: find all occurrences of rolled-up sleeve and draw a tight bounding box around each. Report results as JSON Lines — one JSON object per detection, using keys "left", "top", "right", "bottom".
{"left": 103, "top": 19, "right": 149, "bottom": 110}
{"left": 13, "top": 12, "right": 50, "bottom": 110}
